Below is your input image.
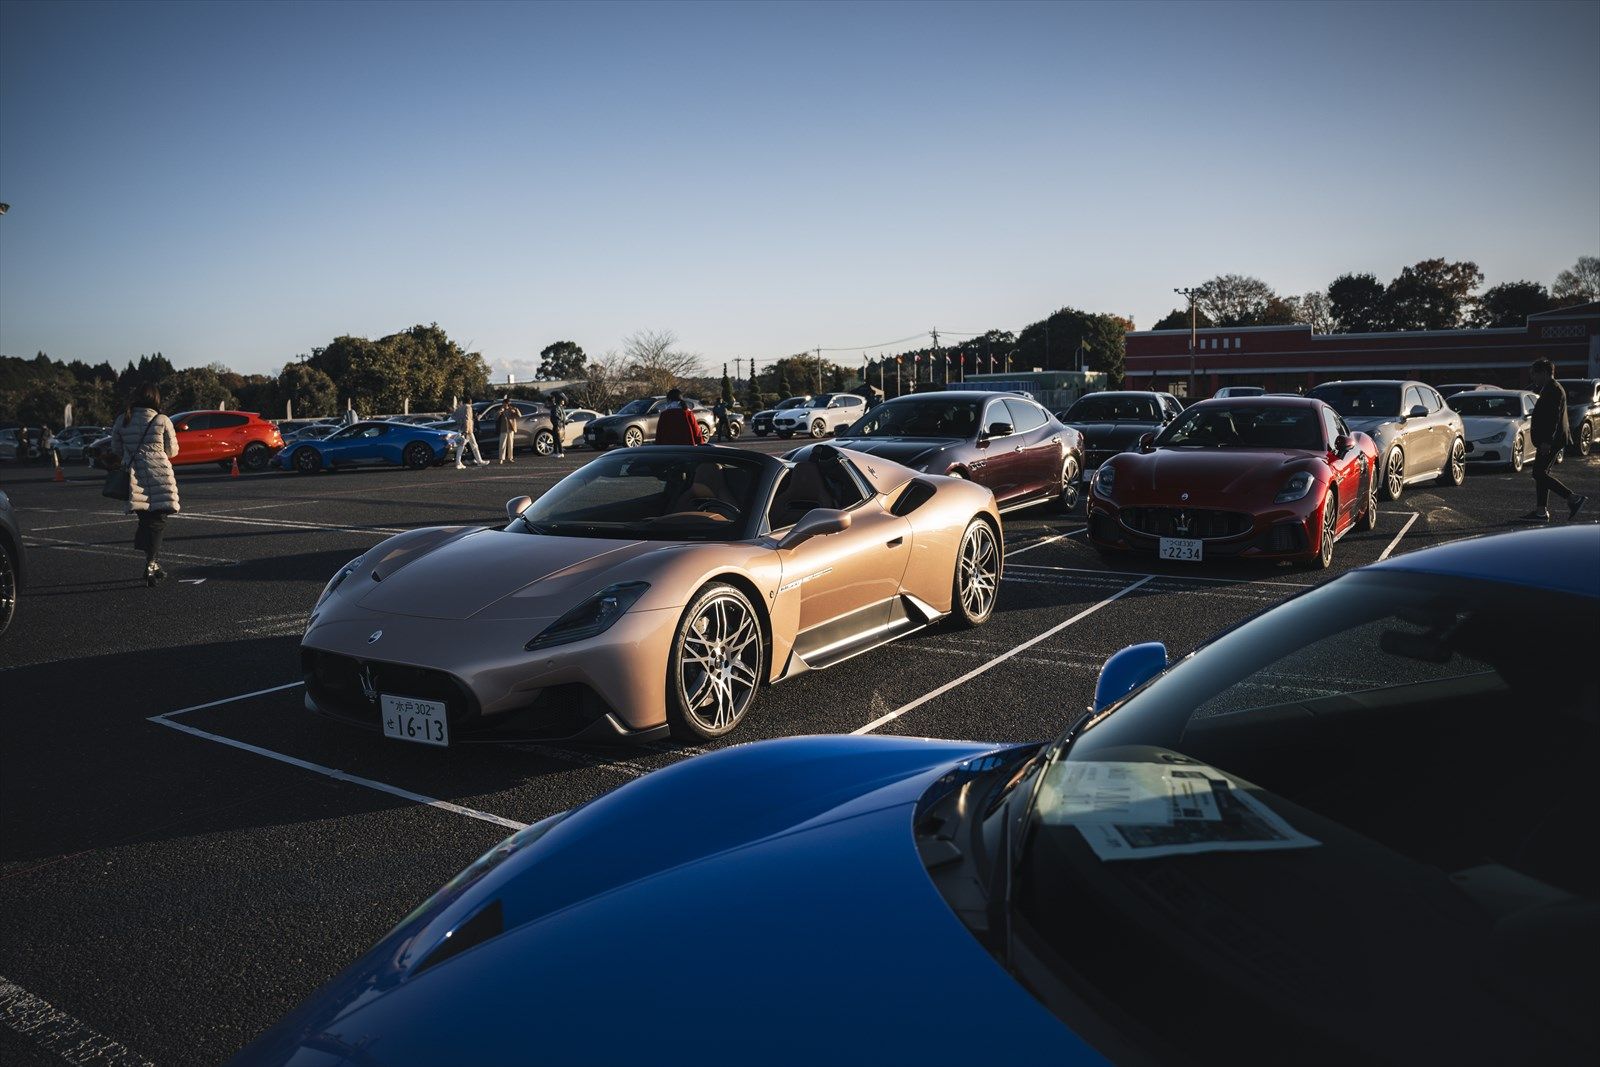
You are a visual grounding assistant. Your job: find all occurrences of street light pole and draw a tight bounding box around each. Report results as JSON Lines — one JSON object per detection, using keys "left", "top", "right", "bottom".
{"left": 1174, "top": 287, "right": 1199, "bottom": 398}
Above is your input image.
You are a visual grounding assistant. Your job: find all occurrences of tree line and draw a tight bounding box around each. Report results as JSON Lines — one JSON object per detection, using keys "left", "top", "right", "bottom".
{"left": 1151, "top": 255, "right": 1598, "bottom": 334}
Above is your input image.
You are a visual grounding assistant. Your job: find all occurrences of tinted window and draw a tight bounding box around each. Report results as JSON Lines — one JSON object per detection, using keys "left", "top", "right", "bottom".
{"left": 1065, "top": 394, "right": 1160, "bottom": 422}
{"left": 1157, "top": 405, "right": 1325, "bottom": 450}
{"left": 1450, "top": 395, "right": 1525, "bottom": 418}
{"left": 176, "top": 413, "right": 213, "bottom": 430}
{"left": 512, "top": 452, "right": 765, "bottom": 540}
{"left": 1308, "top": 384, "right": 1402, "bottom": 418}
{"left": 1320, "top": 408, "right": 1340, "bottom": 447}
{"left": 212, "top": 414, "right": 249, "bottom": 429}
{"left": 1403, "top": 387, "right": 1427, "bottom": 413}
{"left": 840, "top": 398, "right": 980, "bottom": 439}
{"left": 1004, "top": 398, "right": 1048, "bottom": 433}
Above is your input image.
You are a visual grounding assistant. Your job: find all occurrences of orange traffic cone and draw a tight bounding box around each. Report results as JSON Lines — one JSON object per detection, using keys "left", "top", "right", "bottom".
{"left": 230, "top": 456, "right": 241, "bottom": 478}
{"left": 53, "top": 452, "right": 65, "bottom": 482}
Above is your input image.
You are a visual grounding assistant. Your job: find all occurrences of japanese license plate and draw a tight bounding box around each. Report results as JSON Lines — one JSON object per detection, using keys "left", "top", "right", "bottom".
{"left": 1159, "top": 537, "right": 1203, "bottom": 562}
{"left": 380, "top": 694, "right": 449, "bottom": 746}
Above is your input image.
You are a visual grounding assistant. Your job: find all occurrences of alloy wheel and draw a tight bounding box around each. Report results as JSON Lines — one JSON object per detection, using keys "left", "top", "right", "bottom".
{"left": 1581, "top": 423, "right": 1594, "bottom": 457}
{"left": 1385, "top": 448, "right": 1404, "bottom": 500}
{"left": 534, "top": 431, "right": 554, "bottom": 456}
{"left": 956, "top": 521, "right": 999, "bottom": 622}
{"left": 810, "top": 418, "right": 826, "bottom": 438}
{"left": 676, "top": 590, "right": 762, "bottom": 734}
{"left": 1320, "top": 497, "right": 1336, "bottom": 567}
{"left": 294, "top": 448, "right": 320, "bottom": 473}
{"left": 1059, "top": 455, "right": 1080, "bottom": 510}
{"left": 0, "top": 541, "right": 15, "bottom": 637}
{"left": 1446, "top": 439, "right": 1465, "bottom": 485}
{"left": 1511, "top": 436, "right": 1524, "bottom": 472}
{"left": 624, "top": 427, "right": 643, "bottom": 448}
{"left": 404, "top": 442, "right": 431, "bottom": 469}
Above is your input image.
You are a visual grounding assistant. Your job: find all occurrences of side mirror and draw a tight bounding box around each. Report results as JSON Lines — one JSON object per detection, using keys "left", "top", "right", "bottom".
{"left": 1406, "top": 404, "right": 1427, "bottom": 420}
{"left": 985, "top": 422, "right": 1014, "bottom": 438}
{"left": 1093, "top": 642, "right": 1168, "bottom": 712}
{"left": 505, "top": 496, "right": 533, "bottom": 520}
{"left": 175, "top": 423, "right": 189, "bottom": 432}
{"left": 778, "top": 507, "right": 851, "bottom": 550}
{"left": 1334, "top": 434, "right": 1352, "bottom": 455}
{"left": 1138, "top": 432, "right": 1156, "bottom": 452}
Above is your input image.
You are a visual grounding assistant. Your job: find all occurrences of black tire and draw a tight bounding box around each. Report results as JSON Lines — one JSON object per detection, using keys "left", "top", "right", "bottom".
{"left": 403, "top": 442, "right": 432, "bottom": 470}
{"left": 0, "top": 537, "right": 16, "bottom": 638}
{"left": 1358, "top": 467, "right": 1380, "bottom": 532}
{"left": 697, "top": 421, "right": 713, "bottom": 440}
{"left": 533, "top": 429, "right": 555, "bottom": 457}
{"left": 1510, "top": 434, "right": 1525, "bottom": 473}
{"left": 948, "top": 519, "right": 1000, "bottom": 627}
{"left": 666, "top": 582, "right": 764, "bottom": 741}
{"left": 810, "top": 418, "right": 827, "bottom": 439}
{"left": 1298, "top": 492, "right": 1337, "bottom": 571}
{"left": 1574, "top": 422, "right": 1594, "bottom": 457}
{"left": 1436, "top": 438, "right": 1466, "bottom": 487}
{"left": 1381, "top": 447, "right": 1405, "bottom": 501}
{"left": 728, "top": 421, "right": 743, "bottom": 440}
{"left": 293, "top": 447, "right": 321, "bottom": 474}
{"left": 1057, "top": 453, "right": 1081, "bottom": 512}
{"left": 241, "top": 442, "right": 270, "bottom": 471}
{"left": 624, "top": 426, "right": 644, "bottom": 449}
{"left": 754, "top": 427, "right": 769, "bottom": 438}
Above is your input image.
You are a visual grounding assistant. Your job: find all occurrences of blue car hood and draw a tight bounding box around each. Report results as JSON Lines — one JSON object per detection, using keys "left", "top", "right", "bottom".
{"left": 234, "top": 735, "right": 1098, "bottom": 1066}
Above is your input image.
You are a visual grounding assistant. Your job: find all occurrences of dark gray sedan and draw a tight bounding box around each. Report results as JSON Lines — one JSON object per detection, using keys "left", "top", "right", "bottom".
{"left": 1308, "top": 380, "right": 1466, "bottom": 501}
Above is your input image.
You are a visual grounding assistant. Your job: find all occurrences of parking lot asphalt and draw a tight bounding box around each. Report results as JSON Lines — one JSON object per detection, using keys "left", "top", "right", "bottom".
{"left": 1, "top": 441, "right": 1597, "bottom": 1065}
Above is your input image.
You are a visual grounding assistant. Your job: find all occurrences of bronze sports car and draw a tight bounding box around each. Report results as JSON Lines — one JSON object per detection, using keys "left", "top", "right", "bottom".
{"left": 301, "top": 444, "right": 1002, "bottom": 744}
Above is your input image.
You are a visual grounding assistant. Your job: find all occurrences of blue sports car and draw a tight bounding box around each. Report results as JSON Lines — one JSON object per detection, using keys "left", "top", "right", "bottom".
{"left": 274, "top": 421, "right": 460, "bottom": 474}
{"left": 236, "top": 525, "right": 1599, "bottom": 1065}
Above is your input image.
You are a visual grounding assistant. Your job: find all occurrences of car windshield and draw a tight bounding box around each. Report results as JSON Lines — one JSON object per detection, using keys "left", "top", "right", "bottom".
{"left": 505, "top": 452, "right": 766, "bottom": 540}
{"left": 840, "top": 398, "right": 980, "bottom": 439}
{"left": 1065, "top": 395, "right": 1159, "bottom": 422}
{"left": 1006, "top": 570, "right": 1598, "bottom": 1062}
{"left": 1308, "top": 384, "right": 1401, "bottom": 418}
{"left": 1557, "top": 380, "right": 1594, "bottom": 400}
{"left": 1450, "top": 394, "right": 1523, "bottom": 417}
{"left": 808, "top": 393, "right": 839, "bottom": 408}
{"left": 616, "top": 398, "right": 654, "bottom": 416}
{"left": 1156, "top": 404, "right": 1324, "bottom": 450}
{"left": 777, "top": 397, "right": 811, "bottom": 410}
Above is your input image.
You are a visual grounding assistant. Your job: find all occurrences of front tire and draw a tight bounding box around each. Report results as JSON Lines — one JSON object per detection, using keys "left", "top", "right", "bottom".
{"left": 241, "top": 442, "right": 270, "bottom": 471}
{"left": 1437, "top": 438, "right": 1466, "bottom": 487}
{"left": 1298, "top": 492, "right": 1337, "bottom": 570}
{"left": 810, "top": 418, "right": 827, "bottom": 439}
{"left": 533, "top": 429, "right": 555, "bottom": 457}
{"left": 1358, "top": 466, "right": 1380, "bottom": 532}
{"left": 666, "top": 583, "right": 764, "bottom": 741}
{"left": 403, "top": 442, "right": 432, "bottom": 470}
{"left": 1057, "top": 453, "right": 1080, "bottom": 512}
{"left": 1574, "top": 422, "right": 1594, "bottom": 457}
{"left": 1381, "top": 447, "right": 1405, "bottom": 501}
{"left": 293, "top": 447, "right": 321, "bottom": 474}
{"left": 1510, "top": 434, "right": 1525, "bottom": 473}
{"left": 624, "top": 426, "right": 644, "bottom": 449}
{"left": 948, "top": 519, "right": 1000, "bottom": 627}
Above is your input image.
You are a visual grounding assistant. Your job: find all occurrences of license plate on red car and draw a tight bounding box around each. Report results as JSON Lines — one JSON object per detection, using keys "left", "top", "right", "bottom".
{"left": 381, "top": 695, "right": 449, "bottom": 746}
{"left": 1159, "top": 537, "right": 1203, "bottom": 562}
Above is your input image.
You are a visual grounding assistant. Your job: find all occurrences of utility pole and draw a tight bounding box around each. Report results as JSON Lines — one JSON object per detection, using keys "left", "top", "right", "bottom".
{"left": 1174, "top": 287, "right": 1199, "bottom": 398}
{"left": 815, "top": 348, "right": 823, "bottom": 392}
{"left": 930, "top": 328, "right": 940, "bottom": 388}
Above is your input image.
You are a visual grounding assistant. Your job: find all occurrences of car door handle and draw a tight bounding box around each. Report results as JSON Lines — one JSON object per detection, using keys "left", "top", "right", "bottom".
{"left": 886, "top": 537, "right": 904, "bottom": 548}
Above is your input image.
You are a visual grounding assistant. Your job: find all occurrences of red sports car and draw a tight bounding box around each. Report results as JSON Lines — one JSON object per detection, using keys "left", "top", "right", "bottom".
{"left": 1087, "top": 396, "right": 1380, "bottom": 569}
{"left": 89, "top": 409, "right": 284, "bottom": 473}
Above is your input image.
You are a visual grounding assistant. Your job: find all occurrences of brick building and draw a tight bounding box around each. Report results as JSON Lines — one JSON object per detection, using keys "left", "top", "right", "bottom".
{"left": 1123, "top": 302, "right": 1600, "bottom": 397}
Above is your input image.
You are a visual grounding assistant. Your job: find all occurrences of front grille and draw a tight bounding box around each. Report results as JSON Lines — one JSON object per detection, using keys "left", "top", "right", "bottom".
{"left": 1119, "top": 507, "right": 1252, "bottom": 540}
{"left": 1263, "top": 522, "right": 1307, "bottom": 553}
{"left": 303, "top": 648, "right": 479, "bottom": 726}
{"left": 1090, "top": 511, "right": 1123, "bottom": 544}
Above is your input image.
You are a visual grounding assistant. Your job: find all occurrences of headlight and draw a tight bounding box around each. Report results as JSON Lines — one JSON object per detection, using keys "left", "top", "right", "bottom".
{"left": 1094, "top": 465, "right": 1115, "bottom": 499}
{"left": 316, "top": 557, "right": 364, "bottom": 607}
{"left": 1478, "top": 430, "right": 1505, "bottom": 444}
{"left": 526, "top": 582, "right": 650, "bottom": 651}
{"left": 1275, "top": 472, "right": 1314, "bottom": 503}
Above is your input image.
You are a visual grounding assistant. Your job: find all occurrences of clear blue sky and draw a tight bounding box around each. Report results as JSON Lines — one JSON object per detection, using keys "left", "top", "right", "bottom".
{"left": 2, "top": 0, "right": 1596, "bottom": 378}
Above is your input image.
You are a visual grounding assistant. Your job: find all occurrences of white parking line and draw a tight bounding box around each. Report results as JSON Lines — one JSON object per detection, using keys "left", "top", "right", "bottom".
{"left": 149, "top": 683, "right": 529, "bottom": 831}
{"left": 23, "top": 536, "right": 237, "bottom": 566}
{"left": 1005, "top": 532, "right": 1071, "bottom": 558}
{"left": 1008, "top": 562, "right": 1314, "bottom": 589}
{"left": 0, "top": 975, "right": 154, "bottom": 1067}
{"left": 851, "top": 575, "right": 1154, "bottom": 735}
{"left": 1378, "top": 511, "right": 1421, "bottom": 561}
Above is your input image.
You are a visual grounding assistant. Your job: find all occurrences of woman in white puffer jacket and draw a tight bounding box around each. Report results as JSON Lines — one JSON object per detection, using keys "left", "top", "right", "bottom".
{"left": 110, "top": 383, "right": 181, "bottom": 585}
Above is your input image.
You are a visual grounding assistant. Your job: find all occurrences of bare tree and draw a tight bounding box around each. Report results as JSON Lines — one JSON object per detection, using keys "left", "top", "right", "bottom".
{"left": 1193, "top": 274, "right": 1281, "bottom": 326}
{"left": 623, "top": 329, "right": 703, "bottom": 393}
{"left": 1293, "top": 291, "right": 1333, "bottom": 333}
{"left": 580, "top": 349, "right": 627, "bottom": 413}
{"left": 1553, "top": 255, "right": 1600, "bottom": 306}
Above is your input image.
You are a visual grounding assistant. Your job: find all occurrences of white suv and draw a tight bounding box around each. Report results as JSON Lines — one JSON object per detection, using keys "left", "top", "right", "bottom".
{"left": 771, "top": 393, "right": 868, "bottom": 438}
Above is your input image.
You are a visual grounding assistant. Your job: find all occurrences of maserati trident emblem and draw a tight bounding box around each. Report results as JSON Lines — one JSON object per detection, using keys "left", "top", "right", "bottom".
{"left": 1180, "top": 492, "right": 1189, "bottom": 501}
{"left": 1173, "top": 510, "right": 1192, "bottom": 536}
{"left": 358, "top": 664, "right": 378, "bottom": 705}
{"left": 367, "top": 629, "right": 383, "bottom": 644}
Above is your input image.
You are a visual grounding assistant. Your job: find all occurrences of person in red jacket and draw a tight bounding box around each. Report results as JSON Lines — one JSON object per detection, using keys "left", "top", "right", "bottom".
{"left": 653, "top": 389, "right": 705, "bottom": 446}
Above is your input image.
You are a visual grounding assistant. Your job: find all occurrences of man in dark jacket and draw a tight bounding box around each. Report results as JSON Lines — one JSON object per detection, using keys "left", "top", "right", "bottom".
{"left": 549, "top": 392, "right": 567, "bottom": 458}
{"left": 712, "top": 399, "right": 731, "bottom": 443}
{"left": 1524, "top": 358, "right": 1586, "bottom": 522}
{"left": 653, "top": 389, "right": 704, "bottom": 446}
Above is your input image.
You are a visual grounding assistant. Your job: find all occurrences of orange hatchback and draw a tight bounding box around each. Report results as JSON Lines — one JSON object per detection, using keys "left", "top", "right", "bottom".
{"left": 169, "top": 410, "right": 284, "bottom": 471}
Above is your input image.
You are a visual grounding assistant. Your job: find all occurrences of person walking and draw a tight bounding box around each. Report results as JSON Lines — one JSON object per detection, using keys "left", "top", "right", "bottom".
{"left": 109, "top": 384, "right": 181, "bottom": 586}
{"left": 712, "top": 398, "right": 731, "bottom": 443}
{"left": 38, "top": 425, "right": 55, "bottom": 466}
{"left": 453, "top": 397, "right": 487, "bottom": 468}
{"left": 653, "top": 388, "right": 704, "bottom": 446}
{"left": 496, "top": 398, "right": 520, "bottom": 464}
{"left": 15, "top": 425, "right": 30, "bottom": 464}
{"left": 549, "top": 392, "right": 568, "bottom": 458}
{"left": 1523, "top": 357, "right": 1586, "bottom": 523}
